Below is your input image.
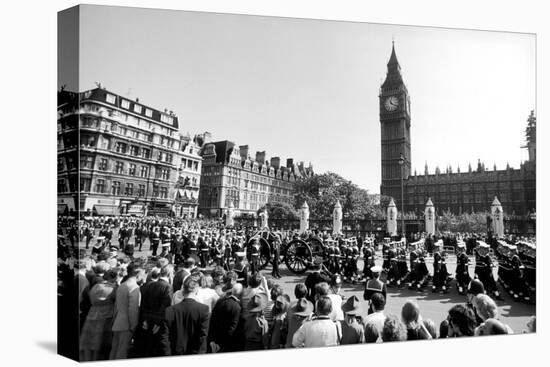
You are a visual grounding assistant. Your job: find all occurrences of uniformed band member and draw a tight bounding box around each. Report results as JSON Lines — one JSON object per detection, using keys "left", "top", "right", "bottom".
{"left": 409, "top": 250, "right": 429, "bottom": 290}
{"left": 248, "top": 237, "right": 262, "bottom": 274}
{"left": 361, "top": 240, "right": 376, "bottom": 281}
{"left": 474, "top": 242, "right": 502, "bottom": 300}
{"left": 149, "top": 227, "right": 160, "bottom": 256}
{"left": 455, "top": 243, "right": 471, "bottom": 295}
{"left": 363, "top": 265, "right": 387, "bottom": 315}
{"left": 396, "top": 244, "right": 409, "bottom": 287}
{"left": 432, "top": 250, "right": 449, "bottom": 293}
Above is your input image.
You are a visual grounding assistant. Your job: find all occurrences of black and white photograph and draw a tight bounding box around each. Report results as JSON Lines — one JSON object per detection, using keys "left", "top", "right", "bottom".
{"left": 52, "top": 2, "right": 540, "bottom": 364}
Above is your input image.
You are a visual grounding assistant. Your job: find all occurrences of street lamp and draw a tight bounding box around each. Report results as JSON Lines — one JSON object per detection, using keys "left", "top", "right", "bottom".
{"left": 398, "top": 153, "right": 406, "bottom": 238}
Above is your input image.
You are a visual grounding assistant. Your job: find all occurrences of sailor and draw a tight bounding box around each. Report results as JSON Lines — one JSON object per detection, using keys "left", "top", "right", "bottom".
{"left": 455, "top": 242, "right": 471, "bottom": 295}
{"left": 508, "top": 246, "right": 529, "bottom": 302}
{"left": 475, "top": 242, "right": 502, "bottom": 300}
{"left": 396, "top": 242, "right": 409, "bottom": 287}
{"left": 271, "top": 234, "right": 282, "bottom": 279}
{"left": 248, "top": 237, "right": 262, "bottom": 274}
{"left": 361, "top": 240, "right": 375, "bottom": 281}
{"left": 385, "top": 243, "right": 399, "bottom": 286}
{"left": 149, "top": 226, "right": 160, "bottom": 256}
{"left": 432, "top": 247, "right": 449, "bottom": 293}
{"left": 363, "top": 266, "right": 387, "bottom": 314}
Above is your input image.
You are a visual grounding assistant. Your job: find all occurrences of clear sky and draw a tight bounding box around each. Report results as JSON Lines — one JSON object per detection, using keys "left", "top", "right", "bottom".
{"left": 68, "top": 5, "right": 536, "bottom": 194}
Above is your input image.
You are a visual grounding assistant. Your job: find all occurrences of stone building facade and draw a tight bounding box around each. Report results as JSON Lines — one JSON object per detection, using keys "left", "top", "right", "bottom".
{"left": 57, "top": 86, "right": 200, "bottom": 217}
{"left": 198, "top": 140, "right": 314, "bottom": 217}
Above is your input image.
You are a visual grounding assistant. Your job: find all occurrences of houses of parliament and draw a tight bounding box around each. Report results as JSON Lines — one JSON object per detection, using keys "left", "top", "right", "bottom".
{"left": 379, "top": 43, "right": 536, "bottom": 216}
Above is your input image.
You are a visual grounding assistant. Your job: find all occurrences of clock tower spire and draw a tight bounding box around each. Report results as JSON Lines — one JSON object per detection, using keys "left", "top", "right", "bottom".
{"left": 379, "top": 41, "right": 412, "bottom": 210}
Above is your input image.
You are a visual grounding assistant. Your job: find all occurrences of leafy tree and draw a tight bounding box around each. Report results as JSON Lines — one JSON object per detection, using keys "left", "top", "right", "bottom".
{"left": 258, "top": 202, "right": 299, "bottom": 221}
{"left": 292, "top": 172, "right": 380, "bottom": 220}
{"left": 437, "top": 210, "right": 488, "bottom": 233}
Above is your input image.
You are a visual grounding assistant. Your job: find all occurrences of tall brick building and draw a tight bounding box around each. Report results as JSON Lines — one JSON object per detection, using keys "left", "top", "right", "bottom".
{"left": 198, "top": 141, "right": 314, "bottom": 217}
{"left": 379, "top": 44, "right": 536, "bottom": 216}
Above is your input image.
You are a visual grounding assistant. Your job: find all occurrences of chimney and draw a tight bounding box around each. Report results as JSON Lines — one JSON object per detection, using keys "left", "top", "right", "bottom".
{"left": 286, "top": 158, "right": 294, "bottom": 169}
{"left": 239, "top": 145, "right": 249, "bottom": 160}
{"left": 270, "top": 157, "right": 281, "bottom": 169}
{"left": 255, "top": 151, "right": 266, "bottom": 164}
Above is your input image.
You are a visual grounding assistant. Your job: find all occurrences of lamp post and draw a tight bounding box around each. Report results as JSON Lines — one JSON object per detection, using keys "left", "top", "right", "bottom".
{"left": 398, "top": 153, "right": 406, "bottom": 238}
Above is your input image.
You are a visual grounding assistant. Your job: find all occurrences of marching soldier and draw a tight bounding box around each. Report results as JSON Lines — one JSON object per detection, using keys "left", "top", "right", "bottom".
{"left": 385, "top": 243, "right": 399, "bottom": 286}
{"left": 496, "top": 242, "right": 512, "bottom": 292}
{"left": 198, "top": 232, "right": 210, "bottom": 269}
{"left": 474, "top": 242, "right": 502, "bottom": 300}
{"left": 508, "top": 246, "right": 529, "bottom": 302}
{"left": 271, "top": 234, "right": 282, "bottom": 279}
{"left": 432, "top": 249, "right": 449, "bottom": 293}
{"left": 455, "top": 242, "right": 471, "bottom": 295}
{"left": 361, "top": 240, "right": 376, "bottom": 281}
{"left": 396, "top": 243, "right": 409, "bottom": 287}
{"left": 248, "top": 237, "right": 262, "bottom": 274}
{"left": 149, "top": 226, "right": 160, "bottom": 256}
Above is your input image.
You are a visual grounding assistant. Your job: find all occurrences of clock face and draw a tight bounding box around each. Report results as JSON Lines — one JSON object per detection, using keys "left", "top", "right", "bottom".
{"left": 384, "top": 96, "right": 399, "bottom": 111}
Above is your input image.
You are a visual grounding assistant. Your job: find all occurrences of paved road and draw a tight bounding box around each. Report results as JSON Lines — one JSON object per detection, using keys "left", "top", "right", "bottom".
{"left": 74, "top": 234, "right": 535, "bottom": 335}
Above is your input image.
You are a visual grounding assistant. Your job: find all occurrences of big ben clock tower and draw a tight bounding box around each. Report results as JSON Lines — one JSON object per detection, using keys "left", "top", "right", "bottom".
{"left": 380, "top": 42, "right": 412, "bottom": 207}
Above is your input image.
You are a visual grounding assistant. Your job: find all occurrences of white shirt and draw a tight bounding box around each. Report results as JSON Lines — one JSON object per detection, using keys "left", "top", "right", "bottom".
{"left": 326, "top": 294, "right": 344, "bottom": 321}
{"left": 292, "top": 316, "right": 339, "bottom": 348}
{"left": 196, "top": 288, "right": 219, "bottom": 312}
{"left": 363, "top": 311, "right": 386, "bottom": 342}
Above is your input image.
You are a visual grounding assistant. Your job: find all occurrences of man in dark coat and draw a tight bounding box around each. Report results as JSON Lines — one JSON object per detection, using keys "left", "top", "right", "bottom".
{"left": 304, "top": 258, "right": 330, "bottom": 304}
{"left": 161, "top": 276, "right": 209, "bottom": 355}
{"left": 133, "top": 265, "right": 173, "bottom": 357}
{"left": 208, "top": 283, "right": 243, "bottom": 352}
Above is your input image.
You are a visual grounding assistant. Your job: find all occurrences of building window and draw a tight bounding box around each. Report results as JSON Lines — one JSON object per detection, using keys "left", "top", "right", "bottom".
{"left": 145, "top": 108, "right": 153, "bottom": 117}
{"left": 142, "top": 148, "right": 150, "bottom": 159}
{"left": 57, "top": 179, "right": 66, "bottom": 193}
{"left": 138, "top": 184, "right": 145, "bottom": 197}
{"left": 80, "top": 155, "right": 93, "bottom": 169}
{"left": 129, "top": 164, "right": 136, "bottom": 176}
{"left": 57, "top": 158, "right": 64, "bottom": 171}
{"left": 160, "top": 114, "right": 173, "bottom": 124}
{"left": 160, "top": 187, "right": 168, "bottom": 198}
{"left": 130, "top": 145, "right": 139, "bottom": 156}
{"left": 115, "top": 161, "right": 124, "bottom": 174}
{"left": 166, "top": 153, "right": 173, "bottom": 163}
{"left": 80, "top": 178, "right": 91, "bottom": 192}
{"left": 121, "top": 99, "right": 130, "bottom": 109}
{"left": 193, "top": 161, "right": 199, "bottom": 171}
{"left": 152, "top": 185, "right": 159, "bottom": 197}
{"left": 134, "top": 104, "right": 142, "bottom": 113}
{"left": 95, "top": 179, "right": 105, "bottom": 193}
{"left": 111, "top": 181, "right": 121, "bottom": 195}
{"left": 115, "top": 142, "right": 127, "bottom": 154}
{"left": 125, "top": 183, "right": 134, "bottom": 196}
{"left": 140, "top": 166, "right": 148, "bottom": 177}
{"left": 106, "top": 94, "right": 116, "bottom": 104}
{"left": 98, "top": 158, "right": 108, "bottom": 171}
{"left": 187, "top": 160, "right": 193, "bottom": 169}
